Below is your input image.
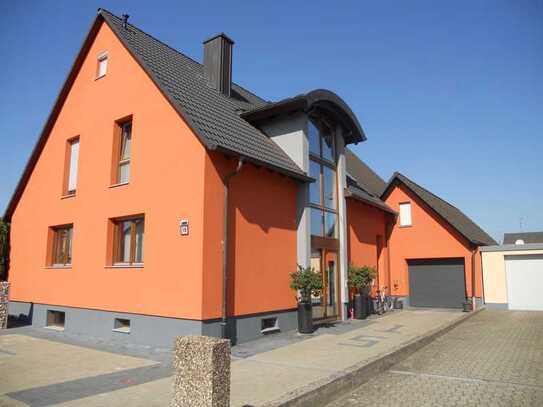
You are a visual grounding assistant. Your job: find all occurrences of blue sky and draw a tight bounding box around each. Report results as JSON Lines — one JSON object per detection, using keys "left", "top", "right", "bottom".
{"left": 1, "top": 1, "right": 541, "bottom": 242}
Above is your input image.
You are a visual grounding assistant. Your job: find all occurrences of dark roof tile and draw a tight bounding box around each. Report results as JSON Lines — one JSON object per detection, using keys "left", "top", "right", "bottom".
{"left": 345, "top": 148, "right": 386, "bottom": 197}
{"left": 100, "top": 10, "right": 307, "bottom": 180}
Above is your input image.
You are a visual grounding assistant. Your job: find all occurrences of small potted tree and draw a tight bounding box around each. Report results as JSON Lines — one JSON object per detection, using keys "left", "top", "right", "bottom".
{"left": 348, "top": 265, "right": 375, "bottom": 319}
{"left": 290, "top": 265, "right": 323, "bottom": 334}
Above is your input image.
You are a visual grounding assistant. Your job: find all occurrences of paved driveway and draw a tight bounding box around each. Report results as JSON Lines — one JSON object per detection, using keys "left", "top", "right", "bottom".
{"left": 0, "top": 309, "right": 466, "bottom": 406}
{"left": 327, "top": 310, "right": 543, "bottom": 407}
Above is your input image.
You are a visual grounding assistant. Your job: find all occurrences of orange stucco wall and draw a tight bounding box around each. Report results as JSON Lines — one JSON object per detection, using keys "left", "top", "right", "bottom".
{"left": 202, "top": 153, "right": 298, "bottom": 318}
{"left": 385, "top": 184, "right": 482, "bottom": 298}
{"left": 347, "top": 199, "right": 390, "bottom": 295}
{"left": 9, "top": 22, "right": 210, "bottom": 319}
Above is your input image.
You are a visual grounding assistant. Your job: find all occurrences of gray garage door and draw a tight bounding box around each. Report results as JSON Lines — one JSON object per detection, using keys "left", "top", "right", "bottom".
{"left": 408, "top": 258, "right": 466, "bottom": 308}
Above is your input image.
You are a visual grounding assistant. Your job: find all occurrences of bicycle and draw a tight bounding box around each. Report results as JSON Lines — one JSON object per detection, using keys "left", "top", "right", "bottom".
{"left": 380, "top": 286, "right": 394, "bottom": 312}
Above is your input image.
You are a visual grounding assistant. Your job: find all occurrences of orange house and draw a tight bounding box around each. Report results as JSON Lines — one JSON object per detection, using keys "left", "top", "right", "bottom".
{"left": 4, "top": 10, "right": 368, "bottom": 345}
{"left": 344, "top": 156, "right": 496, "bottom": 309}
{"left": 380, "top": 173, "right": 496, "bottom": 308}
{"left": 4, "top": 10, "right": 495, "bottom": 346}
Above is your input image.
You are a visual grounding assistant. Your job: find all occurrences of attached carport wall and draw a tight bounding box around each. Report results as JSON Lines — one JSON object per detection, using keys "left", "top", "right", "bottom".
{"left": 481, "top": 244, "right": 543, "bottom": 310}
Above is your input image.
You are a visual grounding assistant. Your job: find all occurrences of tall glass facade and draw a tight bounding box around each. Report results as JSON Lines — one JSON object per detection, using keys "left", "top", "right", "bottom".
{"left": 308, "top": 120, "right": 337, "bottom": 239}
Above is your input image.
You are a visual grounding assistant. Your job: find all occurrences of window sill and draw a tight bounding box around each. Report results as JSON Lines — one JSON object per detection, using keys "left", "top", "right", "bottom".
{"left": 45, "top": 325, "right": 65, "bottom": 331}
{"left": 45, "top": 265, "right": 72, "bottom": 269}
{"left": 112, "top": 328, "right": 131, "bottom": 334}
{"left": 60, "top": 193, "right": 76, "bottom": 200}
{"left": 109, "top": 182, "right": 129, "bottom": 189}
{"left": 105, "top": 264, "right": 144, "bottom": 269}
{"left": 95, "top": 74, "right": 106, "bottom": 81}
{"left": 399, "top": 225, "right": 412, "bottom": 228}
{"left": 260, "top": 327, "right": 280, "bottom": 334}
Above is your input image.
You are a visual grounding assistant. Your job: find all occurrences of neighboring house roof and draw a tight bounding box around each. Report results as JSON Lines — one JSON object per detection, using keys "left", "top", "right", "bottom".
{"left": 503, "top": 232, "right": 543, "bottom": 245}
{"left": 345, "top": 148, "right": 387, "bottom": 197}
{"left": 381, "top": 172, "right": 497, "bottom": 246}
{"left": 5, "top": 9, "right": 317, "bottom": 220}
{"left": 241, "top": 90, "right": 366, "bottom": 145}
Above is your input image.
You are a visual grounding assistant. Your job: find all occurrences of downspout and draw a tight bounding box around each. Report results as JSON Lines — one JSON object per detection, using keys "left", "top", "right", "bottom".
{"left": 221, "top": 157, "right": 244, "bottom": 339}
{"left": 386, "top": 219, "right": 392, "bottom": 296}
{"left": 471, "top": 246, "right": 477, "bottom": 310}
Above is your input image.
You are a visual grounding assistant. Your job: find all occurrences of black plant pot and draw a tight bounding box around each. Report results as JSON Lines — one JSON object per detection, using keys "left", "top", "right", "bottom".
{"left": 393, "top": 298, "right": 403, "bottom": 310}
{"left": 297, "top": 301, "right": 313, "bottom": 333}
{"left": 462, "top": 301, "right": 473, "bottom": 312}
{"left": 354, "top": 293, "right": 368, "bottom": 319}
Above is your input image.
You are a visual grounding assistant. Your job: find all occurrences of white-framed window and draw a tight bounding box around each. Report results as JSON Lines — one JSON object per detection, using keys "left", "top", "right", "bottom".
{"left": 399, "top": 202, "right": 412, "bottom": 226}
{"left": 97, "top": 51, "right": 108, "bottom": 78}
{"left": 66, "top": 138, "right": 79, "bottom": 194}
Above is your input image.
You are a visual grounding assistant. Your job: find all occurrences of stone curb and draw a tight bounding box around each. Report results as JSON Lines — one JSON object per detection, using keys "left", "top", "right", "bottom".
{"left": 261, "top": 308, "right": 485, "bottom": 407}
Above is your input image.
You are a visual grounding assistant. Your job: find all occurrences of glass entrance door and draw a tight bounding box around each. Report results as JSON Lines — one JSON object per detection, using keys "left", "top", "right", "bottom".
{"left": 311, "top": 248, "right": 339, "bottom": 320}
{"left": 325, "top": 251, "right": 338, "bottom": 319}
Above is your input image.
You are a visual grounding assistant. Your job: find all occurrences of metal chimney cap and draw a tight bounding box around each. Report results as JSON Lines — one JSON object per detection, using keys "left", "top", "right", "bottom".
{"left": 121, "top": 13, "right": 130, "bottom": 28}
{"left": 203, "top": 32, "right": 234, "bottom": 45}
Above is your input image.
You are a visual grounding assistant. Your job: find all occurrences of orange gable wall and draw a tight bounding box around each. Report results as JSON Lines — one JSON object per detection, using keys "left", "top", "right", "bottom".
{"left": 347, "top": 199, "right": 389, "bottom": 292}
{"left": 8, "top": 22, "right": 209, "bottom": 319}
{"left": 202, "top": 153, "right": 298, "bottom": 319}
{"left": 385, "top": 184, "right": 482, "bottom": 298}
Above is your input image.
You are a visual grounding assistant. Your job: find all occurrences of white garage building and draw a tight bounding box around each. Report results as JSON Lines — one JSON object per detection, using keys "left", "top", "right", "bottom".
{"left": 481, "top": 243, "right": 543, "bottom": 310}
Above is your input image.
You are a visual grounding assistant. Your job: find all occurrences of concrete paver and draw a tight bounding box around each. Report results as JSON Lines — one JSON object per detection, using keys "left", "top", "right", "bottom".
{"left": 0, "top": 335, "right": 156, "bottom": 395}
{"left": 0, "top": 309, "right": 466, "bottom": 407}
{"left": 326, "top": 310, "right": 543, "bottom": 407}
{"left": 232, "top": 309, "right": 462, "bottom": 406}
{"left": 52, "top": 377, "right": 171, "bottom": 407}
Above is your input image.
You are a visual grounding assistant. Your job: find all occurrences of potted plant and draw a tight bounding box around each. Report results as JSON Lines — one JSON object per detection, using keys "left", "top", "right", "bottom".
{"left": 348, "top": 265, "right": 376, "bottom": 319}
{"left": 290, "top": 265, "right": 323, "bottom": 334}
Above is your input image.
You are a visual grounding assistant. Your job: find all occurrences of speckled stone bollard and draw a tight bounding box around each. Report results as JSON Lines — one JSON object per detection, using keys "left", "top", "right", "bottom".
{"left": 172, "top": 336, "right": 230, "bottom": 407}
{"left": 0, "top": 282, "right": 9, "bottom": 329}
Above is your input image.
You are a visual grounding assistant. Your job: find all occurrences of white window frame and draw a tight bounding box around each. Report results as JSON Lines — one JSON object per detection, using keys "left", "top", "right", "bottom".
{"left": 399, "top": 202, "right": 412, "bottom": 227}
{"left": 67, "top": 139, "right": 79, "bottom": 193}
{"left": 97, "top": 51, "right": 108, "bottom": 78}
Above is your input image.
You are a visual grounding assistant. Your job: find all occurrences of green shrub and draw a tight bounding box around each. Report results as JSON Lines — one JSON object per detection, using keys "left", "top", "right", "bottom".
{"left": 348, "top": 264, "right": 376, "bottom": 291}
{"left": 289, "top": 265, "right": 323, "bottom": 303}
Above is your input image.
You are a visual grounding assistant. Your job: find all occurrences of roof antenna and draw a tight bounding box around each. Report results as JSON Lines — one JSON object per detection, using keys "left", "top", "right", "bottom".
{"left": 122, "top": 14, "right": 129, "bottom": 29}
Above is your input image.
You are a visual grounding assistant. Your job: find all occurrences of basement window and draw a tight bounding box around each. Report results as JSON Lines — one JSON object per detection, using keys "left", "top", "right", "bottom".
{"left": 113, "top": 318, "right": 131, "bottom": 333}
{"left": 46, "top": 310, "right": 65, "bottom": 330}
{"left": 260, "top": 317, "right": 279, "bottom": 334}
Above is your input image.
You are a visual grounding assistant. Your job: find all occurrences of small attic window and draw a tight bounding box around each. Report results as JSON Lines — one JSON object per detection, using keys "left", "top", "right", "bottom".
{"left": 96, "top": 51, "right": 108, "bottom": 79}
{"left": 515, "top": 239, "right": 525, "bottom": 245}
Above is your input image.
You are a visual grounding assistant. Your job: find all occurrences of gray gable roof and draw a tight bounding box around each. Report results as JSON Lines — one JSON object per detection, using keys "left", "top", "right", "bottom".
{"left": 382, "top": 173, "right": 497, "bottom": 246}
{"left": 345, "top": 148, "right": 387, "bottom": 197}
{"left": 345, "top": 181, "right": 395, "bottom": 215}
{"left": 100, "top": 9, "right": 309, "bottom": 181}
{"left": 503, "top": 232, "right": 543, "bottom": 245}
{"left": 343, "top": 149, "right": 394, "bottom": 214}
